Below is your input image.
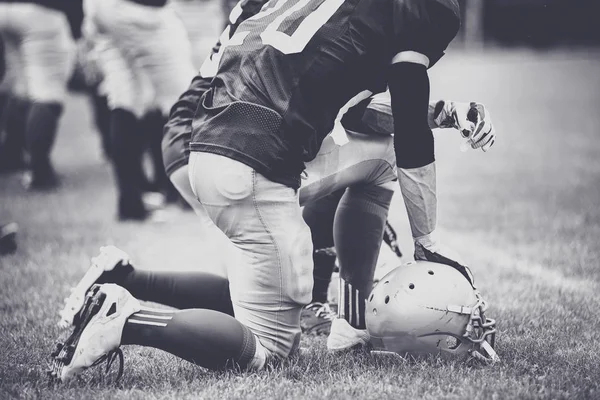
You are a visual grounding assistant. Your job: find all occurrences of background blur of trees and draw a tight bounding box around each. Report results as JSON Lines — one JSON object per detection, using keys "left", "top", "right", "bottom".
{"left": 458, "top": 0, "right": 600, "bottom": 47}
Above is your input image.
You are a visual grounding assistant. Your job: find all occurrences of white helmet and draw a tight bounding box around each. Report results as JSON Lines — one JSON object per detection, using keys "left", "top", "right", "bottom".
{"left": 365, "top": 261, "right": 498, "bottom": 361}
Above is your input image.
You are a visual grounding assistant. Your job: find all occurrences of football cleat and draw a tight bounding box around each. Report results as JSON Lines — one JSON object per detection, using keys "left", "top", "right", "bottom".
{"left": 58, "top": 246, "right": 131, "bottom": 328}
{"left": 301, "top": 302, "right": 336, "bottom": 336}
{"left": 0, "top": 222, "right": 18, "bottom": 255}
{"left": 49, "top": 284, "right": 140, "bottom": 382}
{"left": 326, "top": 318, "right": 370, "bottom": 351}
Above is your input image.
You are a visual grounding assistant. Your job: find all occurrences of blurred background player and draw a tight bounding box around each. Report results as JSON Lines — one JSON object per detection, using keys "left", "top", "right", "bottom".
{"left": 82, "top": 0, "right": 196, "bottom": 220}
{"left": 0, "top": 0, "right": 77, "bottom": 189}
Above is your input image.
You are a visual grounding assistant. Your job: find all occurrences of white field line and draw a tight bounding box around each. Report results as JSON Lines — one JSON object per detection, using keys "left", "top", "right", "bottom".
{"left": 440, "top": 229, "right": 595, "bottom": 295}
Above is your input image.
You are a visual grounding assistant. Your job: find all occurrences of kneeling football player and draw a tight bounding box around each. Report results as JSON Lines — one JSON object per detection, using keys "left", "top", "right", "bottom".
{"left": 53, "top": 91, "right": 495, "bottom": 380}
{"left": 52, "top": 0, "right": 497, "bottom": 380}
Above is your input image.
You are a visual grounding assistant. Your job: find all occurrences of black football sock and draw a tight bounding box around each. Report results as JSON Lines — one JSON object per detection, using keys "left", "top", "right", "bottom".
{"left": 141, "top": 110, "right": 178, "bottom": 200}
{"left": 116, "top": 269, "right": 234, "bottom": 315}
{"left": 5, "top": 96, "right": 29, "bottom": 169}
{"left": 335, "top": 184, "right": 394, "bottom": 329}
{"left": 0, "top": 94, "right": 27, "bottom": 171}
{"left": 90, "top": 90, "right": 111, "bottom": 159}
{"left": 122, "top": 308, "right": 259, "bottom": 370}
{"left": 312, "top": 253, "right": 336, "bottom": 304}
{"left": 110, "top": 108, "right": 146, "bottom": 219}
{"left": 302, "top": 189, "right": 345, "bottom": 303}
{"left": 25, "top": 101, "right": 63, "bottom": 180}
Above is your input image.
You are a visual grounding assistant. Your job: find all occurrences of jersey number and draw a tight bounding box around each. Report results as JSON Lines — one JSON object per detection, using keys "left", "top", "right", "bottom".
{"left": 234, "top": 0, "right": 345, "bottom": 54}
{"left": 201, "top": 0, "right": 344, "bottom": 78}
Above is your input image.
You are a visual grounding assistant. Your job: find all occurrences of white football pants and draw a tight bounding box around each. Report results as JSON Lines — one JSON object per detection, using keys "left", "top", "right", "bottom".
{"left": 0, "top": 3, "right": 74, "bottom": 102}
{"left": 84, "top": 0, "right": 196, "bottom": 117}
{"left": 173, "top": 129, "right": 396, "bottom": 361}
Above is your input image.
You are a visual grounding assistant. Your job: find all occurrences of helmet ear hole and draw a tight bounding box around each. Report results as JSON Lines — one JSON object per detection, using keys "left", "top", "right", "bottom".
{"left": 384, "top": 295, "right": 390, "bottom": 304}
{"left": 428, "top": 270, "right": 434, "bottom": 275}
{"left": 446, "top": 336, "right": 460, "bottom": 350}
{"left": 384, "top": 281, "right": 389, "bottom": 285}
{"left": 369, "top": 294, "right": 374, "bottom": 302}
{"left": 409, "top": 283, "right": 415, "bottom": 289}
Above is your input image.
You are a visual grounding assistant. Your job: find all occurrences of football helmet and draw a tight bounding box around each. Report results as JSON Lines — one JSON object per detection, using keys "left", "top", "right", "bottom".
{"left": 365, "top": 261, "right": 498, "bottom": 362}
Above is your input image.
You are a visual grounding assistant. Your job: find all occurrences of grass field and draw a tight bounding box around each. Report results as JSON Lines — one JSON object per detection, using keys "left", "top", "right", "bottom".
{"left": 1, "top": 30, "right": 600, "bottom": 400}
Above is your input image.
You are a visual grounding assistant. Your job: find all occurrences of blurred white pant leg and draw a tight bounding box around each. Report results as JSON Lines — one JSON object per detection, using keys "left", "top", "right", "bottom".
{"left": 93, "top": 36, "right": 150, "bottom": 117}
{"left": 0, "top": 32, "right": 26, "bottom": 96}
{"left": 0, "top": 3, "right": 74, "bottom": 102}
{"left": 91, "top": 0, "right": 196, "bottom": 116}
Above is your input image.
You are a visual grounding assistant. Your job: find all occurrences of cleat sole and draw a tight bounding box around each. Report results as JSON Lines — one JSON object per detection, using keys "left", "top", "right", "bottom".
{"left": 51, "top": 288, "right": 107, "bottom": 381}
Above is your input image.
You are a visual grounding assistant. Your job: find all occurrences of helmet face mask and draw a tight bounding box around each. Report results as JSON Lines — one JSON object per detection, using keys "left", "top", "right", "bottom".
{"left": 365, "top": 261, "right": 498, "bottom": 362}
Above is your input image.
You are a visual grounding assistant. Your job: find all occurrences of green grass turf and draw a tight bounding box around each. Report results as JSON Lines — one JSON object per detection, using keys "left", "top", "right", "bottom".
{"left": 2, "top": 46, "right": 600, "bottom": 399}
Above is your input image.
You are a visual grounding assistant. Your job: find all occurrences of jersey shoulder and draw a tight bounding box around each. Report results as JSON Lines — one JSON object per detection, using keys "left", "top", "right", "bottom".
{"left": 392, "top": 0, "right": 459, "bottom": 18}
{"left": 389, "top": 0, "right": 461, "bottom": 66}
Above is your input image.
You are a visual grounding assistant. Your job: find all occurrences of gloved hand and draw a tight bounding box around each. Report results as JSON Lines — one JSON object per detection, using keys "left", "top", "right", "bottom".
{"left": 434, "top": 101, "right": 496, "bottom": 152}
{"left": 413, "top": 232, "right": 475, "bottom": 288}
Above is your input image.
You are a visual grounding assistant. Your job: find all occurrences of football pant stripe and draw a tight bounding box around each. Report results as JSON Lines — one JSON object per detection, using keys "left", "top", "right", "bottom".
{"left": 134, "top": 313, "right": 173, "bottom": 320}
{"left": 127, "top": 319, "right": 168, "bottom": 327}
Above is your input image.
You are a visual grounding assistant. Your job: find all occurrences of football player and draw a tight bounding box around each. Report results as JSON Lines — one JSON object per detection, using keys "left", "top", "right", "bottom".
{"left": 0, "top": 0, "right": 76, "bottom": 189}
{"left": 53, "top": 92, "right": 495, "bottom": 380}
{"left": 52, "top": 0, "right": 496, "bottom": 379}
{"left": 163, "top": 0, "right": 492, "bottom": 341}
{"left": 82, "top": 0, "right": 196, "bottom": 219}
{"left": 186, "top": 0, "right": 484, "bottom": 363}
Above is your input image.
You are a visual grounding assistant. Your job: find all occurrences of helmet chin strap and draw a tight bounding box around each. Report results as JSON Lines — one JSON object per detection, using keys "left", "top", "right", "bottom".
{"left": 446, "top": 292, "right": 499, "bottom": 363}
{"left": 472, "top": 341, "right": 500, "bottom": 363}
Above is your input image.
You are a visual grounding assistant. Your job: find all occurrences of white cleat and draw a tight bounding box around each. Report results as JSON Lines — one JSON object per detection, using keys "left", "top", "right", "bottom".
{"left": 326, "top": 318, "right": 371, "bottom": 351}
{"left": 50, "top": 284, "right": 141, "bottom": 382}
{"left": 58, "top": 246, "right": 131, "bottom": 328}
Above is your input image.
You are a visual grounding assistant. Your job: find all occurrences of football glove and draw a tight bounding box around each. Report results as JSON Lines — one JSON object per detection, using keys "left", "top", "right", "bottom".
{"left": 413, "top": 232, "right": 476, "bottom": 288}
{"left": 433, "top": 101, "right": 496, "bottom": 152}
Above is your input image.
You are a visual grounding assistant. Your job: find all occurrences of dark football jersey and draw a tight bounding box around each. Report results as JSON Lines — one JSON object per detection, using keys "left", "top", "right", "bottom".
{"left": 190, "top": 0, "right": 460, "bottom": 188}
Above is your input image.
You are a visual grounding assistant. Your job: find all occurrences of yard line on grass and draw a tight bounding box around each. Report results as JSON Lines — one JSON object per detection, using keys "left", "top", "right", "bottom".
{"left": 441, "top": 229, "right": 595, "bottom": 294}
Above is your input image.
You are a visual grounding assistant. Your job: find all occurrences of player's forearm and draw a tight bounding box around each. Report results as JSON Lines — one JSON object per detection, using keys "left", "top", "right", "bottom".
{"left": 389, "top": 62, "right": 437, "bottom": 238}
{"left": 398, "top": 164, "right": 437, "bottom": 238}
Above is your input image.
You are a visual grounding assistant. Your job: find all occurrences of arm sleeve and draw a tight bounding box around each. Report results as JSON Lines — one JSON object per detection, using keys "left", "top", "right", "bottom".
{"left": 388, "top": 62, "right": 433, "bottom": 169}
{"left": 392, "top": 0, "right": 461, "bottom": 67}
{"left": 388, "top": 63, "right": 437, "bottom": 238}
